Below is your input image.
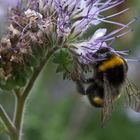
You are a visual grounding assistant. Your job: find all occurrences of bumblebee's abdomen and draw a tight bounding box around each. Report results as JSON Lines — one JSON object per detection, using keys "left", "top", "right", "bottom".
{"left": 88, "top": 94, "right": 120, "bottom": 108}
{"left": 88, "top": 95, "right": 104, "bottom": 107}
{"left": 86, "top": 84, "right": 104, "bottom": 107}
{"left": 105, "top": 65, "right": 126, "bottom": 86}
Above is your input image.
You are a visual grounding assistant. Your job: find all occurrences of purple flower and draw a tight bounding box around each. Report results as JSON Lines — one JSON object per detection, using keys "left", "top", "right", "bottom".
{"left": 51, "top": 0, "right": 135, "bottom": 66}
{"left": 0, "top": 0, "right": 135, "bottom": 75}
{"left": 54, "top": 0, "right": 129, "bottom": 37}
{"left": 5, "top": 0, "right": 135, "bottom": 63}
{"left": 71, "top": 18, "right": 135, "bottom": 64}
{"left": 71, "top": 28, "right": 109, "bottom": 64}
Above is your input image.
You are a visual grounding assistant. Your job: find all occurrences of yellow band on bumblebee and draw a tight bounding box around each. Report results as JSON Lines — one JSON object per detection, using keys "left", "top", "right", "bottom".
{"left": 93, "top": 97, "right": 104, "bottom": 106}
{"left": 98, "top": 56, "right": 124, "bottom": 72}
{"left": 93, "top": 94, "right": 121, "bottom": 106}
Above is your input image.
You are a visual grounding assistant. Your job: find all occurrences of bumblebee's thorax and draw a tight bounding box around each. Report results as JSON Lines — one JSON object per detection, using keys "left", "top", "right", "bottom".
{"left": 98, "top": 55, "right": 125, "bottom": 72}
{"left": 95, "top": 54, "right": 128, "bottom": 87}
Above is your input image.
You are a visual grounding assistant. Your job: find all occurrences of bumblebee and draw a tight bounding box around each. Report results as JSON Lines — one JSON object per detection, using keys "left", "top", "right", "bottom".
{"left": 75, "top": 47, "right": 140, "bottom": 125}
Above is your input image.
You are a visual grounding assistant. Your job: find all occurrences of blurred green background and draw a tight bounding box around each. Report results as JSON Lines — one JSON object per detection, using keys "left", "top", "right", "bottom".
{"left": 1, "top": 0, "right": 140, "bottom": 140}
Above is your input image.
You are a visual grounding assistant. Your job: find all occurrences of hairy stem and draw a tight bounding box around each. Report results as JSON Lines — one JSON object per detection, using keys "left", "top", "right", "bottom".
{"left": 13, "top": 96, "right": 24, "bottom": 140}
{"left": 0, "top": 104, "right": 17, "bottom": 139}
{"left": 13, "top": 48, "right": 57, "bottom": 140}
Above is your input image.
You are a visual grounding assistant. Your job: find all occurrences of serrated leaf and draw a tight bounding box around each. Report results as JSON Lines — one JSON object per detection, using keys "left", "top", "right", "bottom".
{"left": 14, "top": 68, "right": 29, "bottom": 87}
{"left": 2, "top": 77, "right": 16, "bottom": 90}
{"left": 53, "top": 48, "right": 75, "bottom": 79}
{"left": 53, "top": 48, "right": 69, "bottom": 64}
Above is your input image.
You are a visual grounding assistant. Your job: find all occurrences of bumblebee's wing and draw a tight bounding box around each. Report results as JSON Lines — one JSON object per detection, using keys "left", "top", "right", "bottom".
{"left": 125, "top": 78, "right": 140, "bottom": 112}
{"left": 101, "top": 74, "right": 113, "bottom": 127}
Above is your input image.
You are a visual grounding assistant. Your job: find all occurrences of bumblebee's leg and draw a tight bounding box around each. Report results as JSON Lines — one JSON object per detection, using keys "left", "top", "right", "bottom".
{"left": 75, "top": 80, "right": 86, "bottom": 95}
{"left": 86, "top": 84, "right": 95, "bottom": 95}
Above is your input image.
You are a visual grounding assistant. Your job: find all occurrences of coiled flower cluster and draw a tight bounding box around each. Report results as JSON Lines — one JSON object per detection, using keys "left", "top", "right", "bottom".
{"left": 0, "top": 0, "right": 134, "bottom": 89}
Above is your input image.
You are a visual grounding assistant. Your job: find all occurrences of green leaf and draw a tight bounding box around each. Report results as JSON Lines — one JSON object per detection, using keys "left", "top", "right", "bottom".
{"left": 14, "top": 67, "right": 30, "bottom": 87}
{"left": 15, "top": 74, "right": 27, "bottom": 87}
{"left": 2, "top": 77, "right": 17, "bottom": 90}
{"left": 53, "top": 48, "right": 75, "bottom": 79}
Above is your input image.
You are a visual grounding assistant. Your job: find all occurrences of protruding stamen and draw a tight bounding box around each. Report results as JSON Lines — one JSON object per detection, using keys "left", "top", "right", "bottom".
{"left": 99, "top": 8, "right": 129, "bottom": 20}
{"left": 125, "top": 59, "right": 140, "bottom": 63}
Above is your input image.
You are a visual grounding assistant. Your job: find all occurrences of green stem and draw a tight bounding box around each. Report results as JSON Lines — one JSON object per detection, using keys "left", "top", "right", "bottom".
{"left": 13, "top": 48, "right": 57, "bottom": 140}
{"left": 0, "top": 104, "right": 17, "bottom": 139}
{"left": 13, "top": 96, "right": 24, "bottom": 140}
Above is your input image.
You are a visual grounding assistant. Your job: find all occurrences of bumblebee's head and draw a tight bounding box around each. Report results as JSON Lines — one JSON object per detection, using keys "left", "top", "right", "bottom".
{"left": 93, "top": 47, "right": 114, "bottom": 61}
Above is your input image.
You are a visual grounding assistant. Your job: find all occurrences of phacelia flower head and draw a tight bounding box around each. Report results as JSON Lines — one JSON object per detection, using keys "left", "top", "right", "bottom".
{"left": 0, "top": 0, "right": 136, "bottom": 89}
{"left": 71, "top": 18, "right": 136, "bottom": 65}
